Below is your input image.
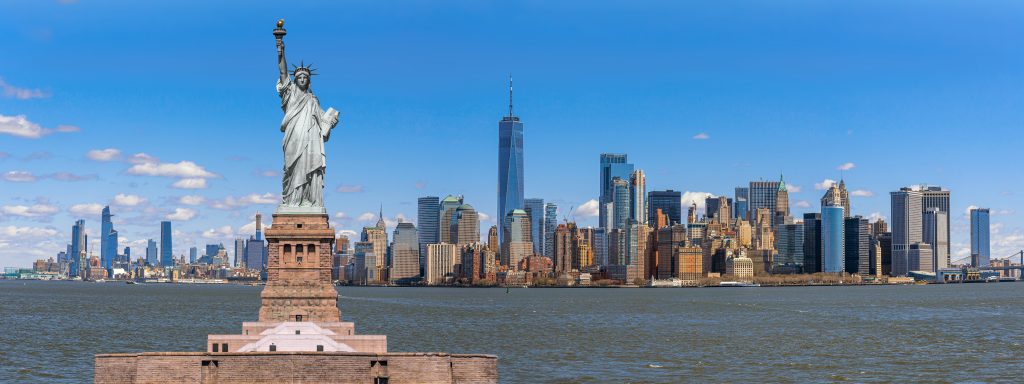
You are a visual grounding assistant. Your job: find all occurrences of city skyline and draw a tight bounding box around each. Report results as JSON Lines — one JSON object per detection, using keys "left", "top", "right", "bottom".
{"left": 2, "top": 1, "right": 1024, "bottom": 267}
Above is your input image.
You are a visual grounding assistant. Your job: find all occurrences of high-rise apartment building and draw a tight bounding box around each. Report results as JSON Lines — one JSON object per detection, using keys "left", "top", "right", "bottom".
{"left": 390, "top": 222, "right": 420, "bottom": 285}
{"left": 425, "top": 243, "right": 459, "bottom": 285}
{"left": 922, "top": 208, "right": 949, "bottom": 271}
{"left": 599, "top": 153, "right": 634, "bottom": 229}
{"left": 524, "top": 198, "right": 545, "bottom": 256}
{"left": 821, "top": 206, "right": 845, "bottom": 273}
{"left": 611, "top": 177, "right": 631, "bottom": 230}
{"left": 543, "top": 203, "right": 557, "bottom": 259}
{"left": 417, "top": 196, "right": 440, "bottom": 262}
{"left": 647, "top": 190, "right": 681, "bottom": 226}
{"left": 497, "top": 78, "right": 524, "bottom": 246}
{"left": 629, "top": 170, "right": 646, "bottom": 225}
{"left": 844, "top": 216, "right": 870, "bottom": 275}
{"left": 160, "top": 221, "right": 173, "bottom": 267}
{"left": 890, "top": 188, "right": 923, "bottom": 276}
{"left": 970, "top": 208, "right": 990, "bottom": 267}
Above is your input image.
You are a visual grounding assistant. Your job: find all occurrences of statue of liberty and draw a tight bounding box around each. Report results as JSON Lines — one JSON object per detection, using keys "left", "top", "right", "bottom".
{"left": 274, "top": 20, "right": 339, "bottom": 210}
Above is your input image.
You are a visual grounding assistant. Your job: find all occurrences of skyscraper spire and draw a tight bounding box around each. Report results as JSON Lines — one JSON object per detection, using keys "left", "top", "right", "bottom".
{"left": 376, "top": 203, "right": 386, "bottom": 230}
{"left": 508, "top": 73, "right": 513, "bottom": 118}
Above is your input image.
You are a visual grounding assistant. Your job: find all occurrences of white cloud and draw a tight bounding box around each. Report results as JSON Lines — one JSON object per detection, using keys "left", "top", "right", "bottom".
{"left": 478, "top": 212, "right": 492, "bottom": 222}
{"left": 0, "top": 78, "right": 48, "bottom": 100}
{"left": 209, "top": 193, "right": 277, "bottom": 210}
{"left": 415, "top": 181, "right": 427, "bottom": 189}
{"left": 794, "top": 200, "right": 812, "bottom": 209}
{"left": 127, "top": 160, "right": 217, "bottom": 178}
{"left": 179, "top": 195, "right": 205, "bottom": 205}
{"left": 56, "top": 125, "right": 79, "bottom": 133}
{"left": 128, "top": 153, "right": 159, "bottom": 165}
{"left": 2, "top": 203, "right": 59, "bottom": 218}
{"left": 238, "top": 220, "right": 268, "bottom": 235}
{"left": 681, "top": 191, "right": 716, "bottom": 212}
{"left": 576, "top": 199, "right": 599, "bottom": 218}
{"left": 692, "top": 133, "right": 710, "bottom": 140}
{"left": 0, "top": 225, "right": 59, "bottom": 238}
{"left": 837, "top": 162, "right": 856, "bottom": 171}
{"left": 172, "top": 178, "right": 209, "bottom": 189}
{"left": 49, "top": 172, "right": 95, "bottom": 181}
{"left": 814, "top": 179, "right": 837, "bottom": 190}
{"left": 787, "top": 185, "right": 803, "bottom": 193}
{"left": 357, "top": 212, "right": 376, "bottom": 221}
{"left": 0, "top": 114, "right": 74, "bottom": 138}
{"left": 850, "top": 189, "right": 874, "bottom": 197}
{"left": 113, "top": 193, "right": 147, "bottom": 206}
{"left": 868, "top": 212, "right": 887, "bottom": 222}
{"left": 336, "top": 184, "right": 364, "bottom": 193}
{"left": 202, "top": 225, "right": 233, "bottom": 239}
{"left": 69, "top": 203, "right": 104, "bottom": 216}
{"left": 334, "top": 211, "right": 351, "bottom": 220}
{"left": 3, "top": 171, "right": 36, "bottom": 182}
{"left": 964, "top": 205, "right": 979, "bottom": 217}
{"left": 87, "top": 148, "right": 121, "bottom": 161}
{"left": 165, "top": 208, "right": 197, "bottom": 221}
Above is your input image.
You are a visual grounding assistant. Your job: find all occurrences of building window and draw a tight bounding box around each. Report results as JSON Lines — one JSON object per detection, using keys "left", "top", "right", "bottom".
{"left": 297, "top": 256, "right": 303, "bottom": 264}
{"left": 269, "top": 344, "right": 276, "bottom": 352}
{"left": 317, "top": 345, "right": 324, "bottom": 352}
{"left": 295, "top": 314, "right": 303, "bottom": 322}
{"left": 295, "top": 330, "right": 301, "bottom": 335}
{"left": 308, "top": 244, "right": 316, "bottom": 254}
{"left": 284, "top": 244, "right": 292, "bottom": 255}
{"left": 212, "top": 343, "right": 219, "bottom": 352}
{"left": 296, "top": 244, "right": 304, "bottom": 254}
{"left": 374, "top": 378, "right": 389, "bottom": 384}
{"left": 221, "top": 343, "right": 228, "bottom": 352}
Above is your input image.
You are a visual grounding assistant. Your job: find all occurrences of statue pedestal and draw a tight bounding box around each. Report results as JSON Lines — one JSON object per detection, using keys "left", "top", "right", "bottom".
{"left": 258, "top": 213, "right": 340, "bottom": 322}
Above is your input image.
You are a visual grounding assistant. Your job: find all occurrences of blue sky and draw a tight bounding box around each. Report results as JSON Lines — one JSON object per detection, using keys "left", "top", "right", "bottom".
{"left": 1, "top": 0, "right": 1022, "bottom": 267}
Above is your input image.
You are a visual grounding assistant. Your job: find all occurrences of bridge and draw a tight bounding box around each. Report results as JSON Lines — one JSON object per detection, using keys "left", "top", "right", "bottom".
{"left": 951, "top": 250, "right": 1023, "bottom": 272}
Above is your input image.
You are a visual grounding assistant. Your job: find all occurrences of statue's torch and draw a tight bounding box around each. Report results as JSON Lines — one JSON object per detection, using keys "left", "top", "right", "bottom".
{"left": 273, "top": 19, "right": 286, "bottom": 53}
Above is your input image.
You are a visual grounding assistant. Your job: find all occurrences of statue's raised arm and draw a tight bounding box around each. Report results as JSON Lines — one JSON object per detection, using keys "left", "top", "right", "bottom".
{"left": 274, "top": 19, "right": 288, "bottom": 85}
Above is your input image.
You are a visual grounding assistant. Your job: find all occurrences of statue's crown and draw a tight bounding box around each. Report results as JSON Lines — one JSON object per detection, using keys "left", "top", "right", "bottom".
{"left": 291, "top": 61, "right": 318, "bottom": 77}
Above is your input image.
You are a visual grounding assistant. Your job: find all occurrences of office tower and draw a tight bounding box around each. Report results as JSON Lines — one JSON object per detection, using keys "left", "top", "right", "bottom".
{"left": 656, "top": 225, "right": 686, "bottom": 279}
{"left": 647, "top": 190, "right": 681, "bottom": 226}
{"left": 592, "top": 228, "right": 608, "bottom": 266}
{"left": 245, "top": 236, "right": 266, "bottom": 271}
{"left": 970, "top": 208, "right": 990, "bottom": 267}
{"left": 890, "top": 188, "right": 923, "bottom": 276}
{"left": 353, "top": 242, "right": 375, "bottom": 284}
{"left": 599, "top": 153, "right": 634, "bottom": 229}
{"left": 629, "top": 170, "right": 647, "bottom": 224}
{"left": 389, "top": 222, "right": 420, "bottom": 284}
{"left": 678, "top": 246, "right": 704, "bottom": 280}
{"left": 726, "top": 251, "right": 754, "bottom": 279}
{"left": 737, "top": 220, "right": 753, "bottom": 248}
{"left": 361, "top": 211, "right": 388, "bottom": 283}
{"left": 687, "top": 203, "right": 697, "bottom": 224}
{"left": 438, "top": 195, "right": 464, "bottom": 247}
{"left": 524, "top": 198, "right": 545, "bottom": 256}
{"left": 908, "top": 243, "right": 934, "bottom": 272}
{"left": 611, "top": 177, "right": 631, "bottom": 229}
{"left": 498, "top": 77, "right": 525, "bottom": 247}
{"left": 868, "top": 236, "right": 883, "bottom": 277}
{"left": 820, "top": 180, "right": 851, "bottom": 218}
{"left": 821, "top": 206, "right": 845, "bottom": 273}
{"left": 625, "top": 223, "right": 649, "bottom": 282}
{"left": 802, "top": 213, "right": 822, "bottom": 273}
{"left": 705, "top": 197, "right": 721, "bottom": 220}
{"left": 487, "top": 225, "right": 498, "bottom": 254}
{"left": 871, "top": 219, "right": 888, "bottom": 236}
{"left": 254, "top": 212, "right": 264, "bottom": 241}
{"left": 844, "top": 216, "right": 869, "bottom": 275}
{"left": 417, "top": 196, "right": 440, "bottom": 261}
{"left": 705, "top": 196, "right": 732, "bottom": 223}
{"left": 190, "top": 247, "right": 199, "bottom": 264}
{"left": 920, "top": 186, "right": 951, "bottom": 267}
{"left": 160, "top": 221, "right": 173, "bottom": 267}
{"left": 234, "top": 238, "right": 246, "bottom": 268}
{"left": 426, "top": 243, "right": 459, "bottom": 285}
{"left": 145, "top": 239, "right": 158, "bottom": 266}
{"left": 922, "top": 208, "right": 949, "bottom": 271}
{"left": 501, "top": 209, "right": 532, "bottom": 268}
{"left": 749, "top": 177, "right": 785, "bottom": 227}
{"left": 753, "top": 208, "right": 775, "bottom": 250}
{"left": 100, "top": 206, "right": 117, "bottom": 270}
{"left": 70, "top": 219, "right": 86, "bottom": 277}
{"left": 734, "top": 187, "right": 749, "bottom": 220}
{"left": 554, "top": 224, "right": 573, "bottom": 274}
{"left": 877, "top": 232, "right": 893, "bottom": 275}
{"left": 450, "top": 204, "right": 480, "bottom": 245}
{"left": 775, "top": 176, "right": 790, "bottom": 226}
{"left": 543, "top": 203, "right": 557, "bottom": 259}
{"left": 777, "top": 223, "right": 804, "bottom": 267}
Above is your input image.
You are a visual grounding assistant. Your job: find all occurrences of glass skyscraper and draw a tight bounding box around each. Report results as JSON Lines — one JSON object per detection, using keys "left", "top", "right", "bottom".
{"left": 599, "top": 153, "right": 634, "bottom": 229}
{"left": 160, "top": 220, "right": 173, "bottom": 267}
{"left": 417, "top": 196, "right": 440, "bottom": 272}
{"left": 497, "top": 79, "right": 524, "bottom": 246}
{"left": 524, "top": 198, "right": 545, "bottom": 256}
{"left": 70, "top": 219, "right": 86, "bottom": 277}
{"left": 734, "top": 187, "right": 749, "bottom": 220}
{"left": 647, "top": 190, "right": 681, "bottom": 226}
{"left": 821, "top": 206, "right": 845, "bottom": 273}
{"left": 544, "top": 203, "right": 557, "bottom": 259}
{"left": 100, "top": 206, "right": 117, "bottom": 270}
{"left": 971, "top": 208, "right": 990, "bottom": 267}
{"left": 612, "top": 177, "right": 631, "bottom": 230}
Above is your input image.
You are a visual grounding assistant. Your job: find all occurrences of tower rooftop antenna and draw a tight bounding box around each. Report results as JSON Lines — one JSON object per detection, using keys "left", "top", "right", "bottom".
{"left": 508, "top": 74, "right": 513, "bottom": 118}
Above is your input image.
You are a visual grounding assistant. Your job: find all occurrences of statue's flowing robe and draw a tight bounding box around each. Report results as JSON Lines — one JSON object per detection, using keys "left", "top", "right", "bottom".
{"left": 278, "top": 77, "right": 331, "bottom": 207}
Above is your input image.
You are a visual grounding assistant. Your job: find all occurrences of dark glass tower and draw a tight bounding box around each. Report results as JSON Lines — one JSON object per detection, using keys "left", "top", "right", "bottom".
{"left": 160, "top": 220, "right": 173, "bottom": 267}
{"left": 498, "top": 76, "right": 524, "bottom": 246}
{"left": 101, "top": 206, "right": 117, "bottom": 270}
